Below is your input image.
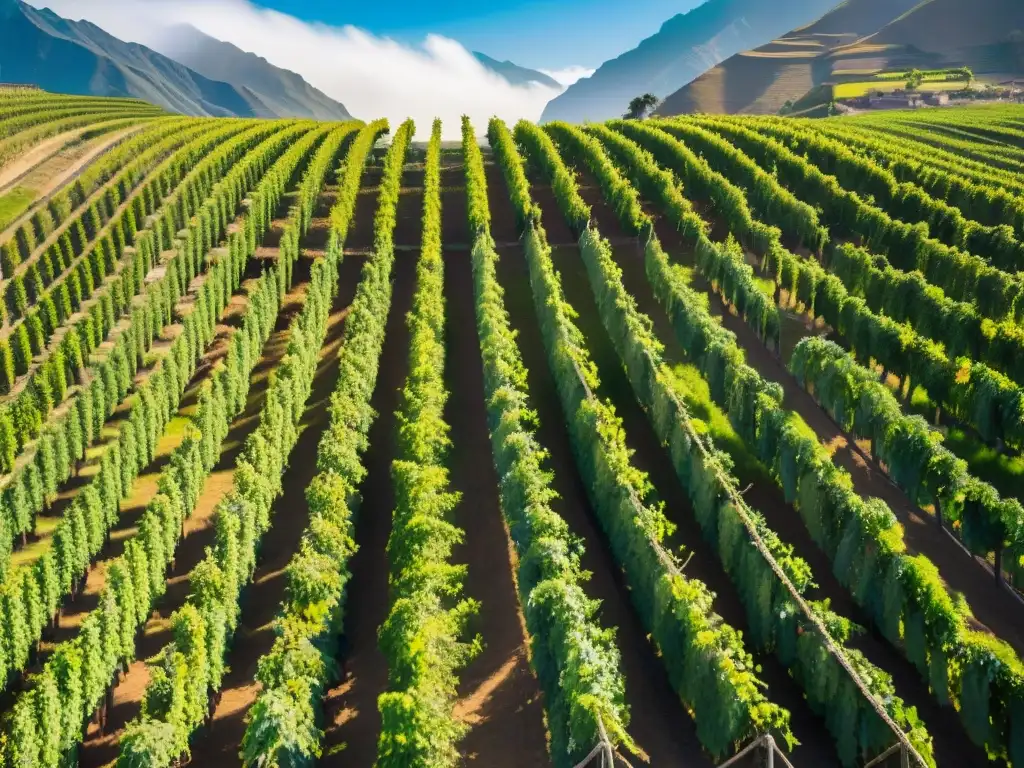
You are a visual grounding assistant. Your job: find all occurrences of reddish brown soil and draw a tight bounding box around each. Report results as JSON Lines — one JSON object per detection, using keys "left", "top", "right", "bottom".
{"left": 341, "top": 164, "right": 384, "bottom": 254}
{"left": 183, "top": 254, "right": 365, "bottom": 765}
{"left": 484, "top": 158, "right": 711, "bottom": 766}
{"left": 0, "top": 123, "right": 145, "bottom": 242}
{"left": 525, "top": 172, "right": 843, "bottom": 765}
{"left": 585, "top": 176, "right": 988, "bottom": 766}
{"left": 76, "top": 268, "right": 315, "bottom": 767}
{"left": 318, "top": 166, "right": 420, "bottom": 765}
{"left": 395, "top": 164, "right": 426, "bottom": 249}
{"left": 628, "top": 148, "right": 1024, "bottom": 657}
{"left": 529, "top": 181, "right": 576, "bottom": 247}
{"left": 0, "top": 274, "right": 269, "bottom": 713}
{"left": 442, "top": 157, "right": 549, "bottom": 767}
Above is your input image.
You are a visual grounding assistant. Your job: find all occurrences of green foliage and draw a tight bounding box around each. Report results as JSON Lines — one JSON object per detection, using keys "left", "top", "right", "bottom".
{"left": 693, "top": 116, "right": 1022, "bottom": 321}
{"left": 240, "top": 119, "right": 399, "bottom": 768}
{"left": 518, "top": 114, "right": 940, "bottom": 765}
{"left": 789, "top": 335, "right": 1024, "bottom": 578}
{"left": 783, "top": 335, "right": 1024, "bottom": 760}
{"left": 494, "top": 116, "right": 793, "bottom": 759}
{"left": 462, "top": 117, "right": 635, "bottom": 765}
{"left": 624, "top": 93, "right": 660, "bottom": 120}
{"left": 111, "top": 119, "right": 359, "bottom": 765}
{"left": 603, "top": 120, "right": 783, "bottom": 347}
{"left": 0, "top": 120, "right": 317, "bottom": 571}
{"left": 545, "top": 122, "right": 646, "bottom": 235}
{"left": 375, "top": 121, "right": 483, "bottom": 768}
{"left": 0, "top": 119, "right": 359, "bottom": 768}
{"left": 513, "top": 120, "right": 590, "bottom": 234}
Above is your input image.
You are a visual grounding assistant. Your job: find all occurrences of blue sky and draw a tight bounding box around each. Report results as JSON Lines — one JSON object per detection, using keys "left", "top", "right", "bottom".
{"left": 246, "top": 0, "right": 700, "bottom": 70}
{"left": 34, "top": 0, "right": 701, "bottom": 133}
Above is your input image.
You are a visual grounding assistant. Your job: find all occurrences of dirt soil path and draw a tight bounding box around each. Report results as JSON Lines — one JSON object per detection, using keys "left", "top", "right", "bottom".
{"left": 485, "top": 158, "right": 718, "bottom": 766}
{"left": 0, "top": 123, "right": 115, "bottom": 191}
{"left": 76, "top": 266, "right": 315, "bottom": 767}
{"left": 628, "top": 146, "right": 1024, "bottom": 660}
{"left": 443, "top": 157, "right": 549, "bottom": 767}
{"left": 318, "top": 163, "right": 418, "bottom": 766}
{"left": 0, "top": 123, "right": 146, "bottom": 240}
{"left": 183, "top": 253, "right": 365, "bottom": 765}
{"left": 675, "top": 157, "right": 1024, "bottom": 657}
{"left": 7, "top": 195, "right": 264, "bottom": 570}
{"left": 529, "top": 172, "right": 844, "bottom": 765}
{"left": 583, "top": 171, "right": 987, "bottom": 766}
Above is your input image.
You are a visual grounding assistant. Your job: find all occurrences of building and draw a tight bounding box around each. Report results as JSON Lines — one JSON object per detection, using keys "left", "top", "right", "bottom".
{"left": 867, "top": 90, "right": 924, "bottom": 109}
{"left": 1001, "top": 79, "right": 1024, "bottom": 96}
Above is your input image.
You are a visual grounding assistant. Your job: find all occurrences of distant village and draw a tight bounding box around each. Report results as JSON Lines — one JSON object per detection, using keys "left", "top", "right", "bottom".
{"left": 838, "top": 80, "right": 1024, "bottom": 112}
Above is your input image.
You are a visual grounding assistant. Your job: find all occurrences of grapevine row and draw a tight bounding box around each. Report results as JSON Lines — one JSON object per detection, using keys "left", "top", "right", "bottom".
{"left": 0, "top": 122, "right": 312, "bottom": 568}
{"left": 0, "top": 121, "right": 238, "bottom": 474}
{"left": 594, "top": 115, "right": 1024, "bottom": 766}
{"left": 538, "top": 119, "right": 936, "bottom": 766}
{"left": 496, "top": 117, "right": 795, "bottom": 759}
{"left": 0, "top": 116, "right": 188, "bottom": 281}
{"left": 624, "top": 119, "right": 1024, "bottom": 585}
{"left": 808, "top": 118, "right": 1024, "bottom": 236}
{"left": 608, "top": 119, "right": 784, "bottom": 347}
{"left": 237, "top": 118, "right": 390, "bottom": 767}
{"left": 846, "top": 119, "right": 1024, "bottom": 181}
{"left": 0, "top": 124, "right": 330, "bottom": 704}
{"left": 461, "top": 116, "right": 637, "bottom": 765}
{"left": 688, "top": 116, "right": 1023, "bottom": 321}
{"left": 888, "top": 119, "right": 1024, "bottom": 168}
{"left": 0, "top": 115, "right": 207, "bottom": 313}
{"left": 789, "top": 337, "right": 1024, "bottom": 765}
{"left": 0, "top": 120, "right": 256, "bottom": 472}
{"left": 0, "top": 104, "right": 165, "bottom": 172}
{"left": 0, "top": 95, "right": 156, "bottom": 122}
{"left": 115, "top": 122, "right": 370, "bottom": 768}
{"left": 372, "top": 119, "right": 480, "bottom": 767}
{"left": 0, "top": 116, "right": 331, "bottom": 765}
{"left": 741, "top": 118, "right": 1024, "bottom": 271}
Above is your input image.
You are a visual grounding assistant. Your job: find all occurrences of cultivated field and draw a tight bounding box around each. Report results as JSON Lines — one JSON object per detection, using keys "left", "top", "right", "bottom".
{"left": 0, "top": 91, "right": 1022, "bottom": 768}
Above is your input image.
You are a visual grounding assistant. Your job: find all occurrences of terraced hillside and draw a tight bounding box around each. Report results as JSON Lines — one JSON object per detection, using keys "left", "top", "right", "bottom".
{"left": 658, "top": 0, "right": 1024, "bottom": 116}
{"left": 0, "top": 89, "right": 1023, "bottom": 768}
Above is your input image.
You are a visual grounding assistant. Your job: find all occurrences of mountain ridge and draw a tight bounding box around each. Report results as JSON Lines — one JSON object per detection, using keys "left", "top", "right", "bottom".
{"left": 149, "top": 24, "right": 352, "bottom": 121}
{"left": 539, "top": 0, "right": 838, "bottom": 124}
{"left": 0, "top": 2, "right": 353, "bottom": 120}
{"left": 472, "top": 51, "right": 562, "bottom": 89}
{"left": 656, "top": 0, "right": 1024, "bottom": 117}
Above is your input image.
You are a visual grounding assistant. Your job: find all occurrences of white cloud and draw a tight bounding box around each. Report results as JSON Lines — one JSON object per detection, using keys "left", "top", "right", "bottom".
{"left": 539, "top": 66, "right": 596, "bottom": 88}
{"left": 27, "top": 0, "right": 587, "bottom": 139}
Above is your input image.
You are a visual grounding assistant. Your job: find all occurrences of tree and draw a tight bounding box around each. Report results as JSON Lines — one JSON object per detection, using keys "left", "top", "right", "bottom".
{"left": 0, "top": 340, "right": 15, "bottom": 394}
{"left": 957, "top": 66, "right": 974, "bottom": 87}
{"left": 905, "top": 69, "right": 924, "bottom": 91}
{"left": 13, "top": 323, "right": 32, "bottom": 376}
{"left": 624, "top": 93, "right": 661, "bottom": 120}
{"left": 0, "top": 412, "right": 15, "bottom": 471}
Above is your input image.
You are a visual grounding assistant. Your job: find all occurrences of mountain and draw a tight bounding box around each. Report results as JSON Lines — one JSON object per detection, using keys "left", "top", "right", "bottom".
{"left": 539, "top": 0, "right": 838, "bottom": 124}
{"left": 658, "top": 0, "right": 1024, "bottom": 116}
{"left": 0, "top": 0, "right": 267, "bottom": 117}
{"left": 869, "top": 0, "right": 1024, "bottom": 56}
{"left": 473, "top": 52, "right": 561, "bottom": 89}
{"left": 148, "top": 24, "right": 352, "bottom": 121}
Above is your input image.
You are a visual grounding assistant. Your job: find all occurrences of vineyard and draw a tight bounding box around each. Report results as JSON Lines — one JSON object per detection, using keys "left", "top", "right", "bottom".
{"left": 0, "top": 90, "right": 1022, "bottom": 768}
